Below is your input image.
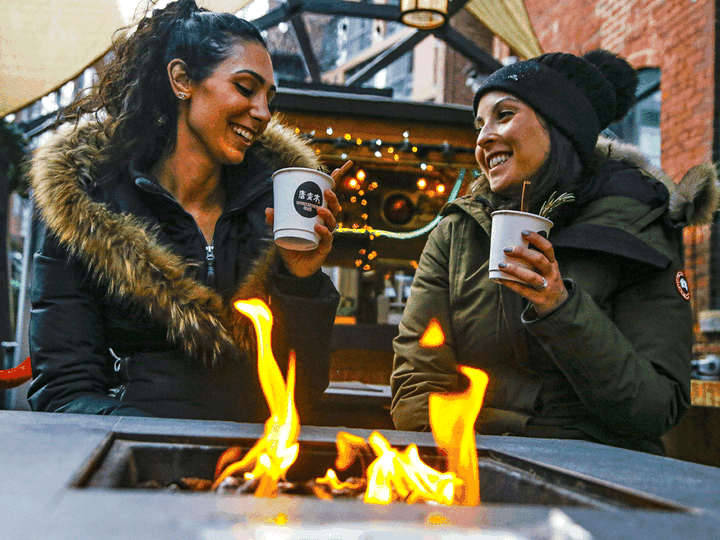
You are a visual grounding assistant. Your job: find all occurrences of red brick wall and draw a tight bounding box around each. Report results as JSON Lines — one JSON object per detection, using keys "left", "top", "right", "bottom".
{"left": 523, "top": 0, "right": 717, "bottom": 343}
{"left": 524, "top": 0, "right": 716, "bottom": 181}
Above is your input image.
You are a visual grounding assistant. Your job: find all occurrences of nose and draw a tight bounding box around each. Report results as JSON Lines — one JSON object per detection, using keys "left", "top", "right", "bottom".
{"left": 251, "top": 93, "right": 272, "bottom": 124}
{"left": 476, "top": 123, "right": 497, "bottom": 148}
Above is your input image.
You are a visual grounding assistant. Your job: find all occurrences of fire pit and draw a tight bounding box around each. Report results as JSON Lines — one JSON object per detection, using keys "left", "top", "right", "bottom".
{"left": 7, "top": 410, "right": 720, "bottom": 540}
{"left": 70, "top": 300, "right": 691, "bottom": 519}
{"left": 75, "top": 433, "right": 691, "bottom": 512}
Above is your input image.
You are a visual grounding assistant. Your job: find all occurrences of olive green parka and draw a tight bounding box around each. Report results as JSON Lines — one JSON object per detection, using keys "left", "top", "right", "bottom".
{"left": 391, "top": 139, "right": 718, "bottom": 454}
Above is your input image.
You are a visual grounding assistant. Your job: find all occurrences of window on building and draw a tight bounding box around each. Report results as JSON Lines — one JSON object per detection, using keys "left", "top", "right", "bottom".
{"left": 606, "top": 68, "right": 661, "bottom": 167}
{"left": 345, "top": 15, "right": 373, "bottom": 59}
{"left": 382, "top": 51, "right": 414, "bottom": 99}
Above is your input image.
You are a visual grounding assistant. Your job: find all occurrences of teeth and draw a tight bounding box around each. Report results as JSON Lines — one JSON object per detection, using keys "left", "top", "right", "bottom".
{"left": 232, "top": 125, "right": 253, "bottom": 142}
{"left": 488, "top": 154, "right": 510, "bottom": 169}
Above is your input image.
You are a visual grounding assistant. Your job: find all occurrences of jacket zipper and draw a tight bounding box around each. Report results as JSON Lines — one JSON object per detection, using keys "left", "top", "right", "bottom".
{"left": 206, "top": 244, "right": 216, "bottom": 287}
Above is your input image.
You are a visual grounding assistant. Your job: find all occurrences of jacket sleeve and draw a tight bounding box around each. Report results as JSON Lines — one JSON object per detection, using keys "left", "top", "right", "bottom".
{"left": 523, "top": 250, "right": 692, "bottom": 438}
{"left": 27, "top": 232, "right": 149, "bottom": 416}
{"left": 267, "top": 264, "right": 340, "bottom": 420}
{"left": 390, "top": 218, "right": 461, "bottom": 431}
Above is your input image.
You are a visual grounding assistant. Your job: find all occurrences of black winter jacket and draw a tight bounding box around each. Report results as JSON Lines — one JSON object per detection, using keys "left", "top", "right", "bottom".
{"left": 27, "top": 118, "right": 340, "bottom": 423}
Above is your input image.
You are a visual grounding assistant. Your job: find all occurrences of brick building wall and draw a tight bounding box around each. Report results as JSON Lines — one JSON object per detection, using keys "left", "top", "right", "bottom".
{"left": 524, "top": 0, "right": 717, "bottom": 336}
{"left": 524, "top": 0, "right": 715, "bottom": 180}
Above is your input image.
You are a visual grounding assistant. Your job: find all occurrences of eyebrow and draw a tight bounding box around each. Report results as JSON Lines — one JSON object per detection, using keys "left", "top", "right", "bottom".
{"left": 234, "top": 69, "right": 277, "bottom": 94}
{"left": 474, "top": 96, "right": 522, "bottom": 127}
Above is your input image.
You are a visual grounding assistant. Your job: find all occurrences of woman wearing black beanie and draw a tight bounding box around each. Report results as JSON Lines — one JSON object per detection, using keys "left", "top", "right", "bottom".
{"left": 391, "top": 50, "right": 718, "bottom": 454}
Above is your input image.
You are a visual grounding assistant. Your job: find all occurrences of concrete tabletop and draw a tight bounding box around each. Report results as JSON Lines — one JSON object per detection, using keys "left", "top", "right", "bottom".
{"left": 2, "top": 409, "right": 720, "bottom": 540}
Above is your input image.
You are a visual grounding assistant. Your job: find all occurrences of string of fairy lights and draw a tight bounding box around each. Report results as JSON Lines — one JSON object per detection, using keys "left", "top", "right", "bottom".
{"left": 291, "top": 125, "right": 478, "bottom": 271}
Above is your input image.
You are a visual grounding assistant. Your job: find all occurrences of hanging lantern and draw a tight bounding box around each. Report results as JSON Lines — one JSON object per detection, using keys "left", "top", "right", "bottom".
{"left": 400, "top": 0, "right": 448, "bottom": 30}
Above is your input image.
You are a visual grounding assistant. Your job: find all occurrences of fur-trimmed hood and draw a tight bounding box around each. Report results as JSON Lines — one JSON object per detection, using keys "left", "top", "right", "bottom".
{"left": 29, "top": 115, "right": 321, "bottom": 368}
{"left": 465, "top": 136, "right": 719, "bottom": 227}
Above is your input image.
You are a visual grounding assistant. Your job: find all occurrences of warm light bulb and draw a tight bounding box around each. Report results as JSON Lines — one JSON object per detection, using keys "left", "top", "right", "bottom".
{"left": 417, "top": 178, "right": 427, "bottom": 189}
{"left": 436, "top": 184, "right": 446, "bottom": 194}
{"left": 357, "top": 170, "right": 366, "bottom": 181}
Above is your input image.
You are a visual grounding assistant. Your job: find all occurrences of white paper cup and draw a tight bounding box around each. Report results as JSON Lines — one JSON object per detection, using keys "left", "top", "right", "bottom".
{"left": 489, "top": 210, "right": 553, "bottom": 284}
{"left": 272, "top": 167, "right": 335, "bottom": 251}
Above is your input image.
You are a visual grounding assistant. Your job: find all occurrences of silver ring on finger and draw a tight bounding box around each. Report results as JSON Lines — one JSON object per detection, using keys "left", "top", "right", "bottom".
{"left": 534, "top": 277, "right": 548, "bottom": 291}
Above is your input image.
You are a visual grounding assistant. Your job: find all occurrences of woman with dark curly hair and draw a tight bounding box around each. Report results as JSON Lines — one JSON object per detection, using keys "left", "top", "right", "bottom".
{"left": 391, "top": 50, "right": 718, "bottom": 454}
{"left": 26, "top": 0, "right": 344, "bottom": 422}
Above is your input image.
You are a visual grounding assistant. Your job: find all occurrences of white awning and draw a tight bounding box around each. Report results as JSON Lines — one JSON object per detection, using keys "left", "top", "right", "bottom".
{"left": 0, "top": 0, "right": 254, "bottom": 117}
{"left": 465, "top": 0, "right": 543, "bottom": 60}
{"left": 0, "top": 0, "right": 542, "bottom": 118}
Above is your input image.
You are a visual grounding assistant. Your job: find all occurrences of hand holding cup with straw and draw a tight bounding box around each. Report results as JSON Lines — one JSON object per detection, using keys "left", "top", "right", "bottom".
{"left": 488, "top": 180, "right": 553, "bottom": 284}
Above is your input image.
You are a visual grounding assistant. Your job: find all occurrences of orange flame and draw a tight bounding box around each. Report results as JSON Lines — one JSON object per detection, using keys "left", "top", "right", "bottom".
{"left": 364, "top": 431, "right": 461, "bottom": 505}
{"left": 211, "top": 299, "right": 299, "bottom": 496}
{"left": 429, "top": 366, "right": 488, "bottom": 506}
{"left": 316, "top": 469, "right": 364, "bottom": 491}
{"left": 419, "top": 319, "right": 445, "bottom": 348}
{"left": 318, "top": 431, "right": 461, "bottom": 505}
{"left": 335, "top": 430, "right": 368, "bottom": 471}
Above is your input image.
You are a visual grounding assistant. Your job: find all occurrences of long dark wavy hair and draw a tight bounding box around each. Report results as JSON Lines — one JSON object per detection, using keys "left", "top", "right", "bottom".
{"left": 63, "top": 0, "right": 267, "bottom": 177}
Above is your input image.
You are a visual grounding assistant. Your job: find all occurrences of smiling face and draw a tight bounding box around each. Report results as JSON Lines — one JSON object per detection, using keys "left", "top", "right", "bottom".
{"left": 177, "top": 40, "right": 276, "bottom": 166}
{"left": 474, "top": 91, "right": 551, "bottom": 198}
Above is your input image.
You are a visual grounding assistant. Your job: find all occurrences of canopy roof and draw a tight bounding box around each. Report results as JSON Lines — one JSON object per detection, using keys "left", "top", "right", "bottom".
{"left": 0, "top": 0, "right": 541, "bottom": 118}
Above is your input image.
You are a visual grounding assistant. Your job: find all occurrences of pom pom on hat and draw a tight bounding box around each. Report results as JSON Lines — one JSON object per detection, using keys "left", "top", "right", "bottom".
{"left": 582, "top": 49, "right": 638, "bottom": 122}
{"left": 472, "top": 49, "right": 638, "bottom": 168}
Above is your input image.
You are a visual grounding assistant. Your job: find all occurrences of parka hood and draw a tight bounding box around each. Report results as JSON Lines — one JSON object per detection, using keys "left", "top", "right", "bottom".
{"left": 450, "top": 136, "right": 718, "bottom": 229}
{"left": 29, "top": 115, "right": 321, "bottom": 368}
{"left": 446, "top": 137, "right": 718, "bottom": 269}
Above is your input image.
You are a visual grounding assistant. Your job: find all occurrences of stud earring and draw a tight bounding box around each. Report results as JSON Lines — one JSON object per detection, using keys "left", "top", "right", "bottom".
{"left": 177, "top": 92, "right": 188, "bottom": 100}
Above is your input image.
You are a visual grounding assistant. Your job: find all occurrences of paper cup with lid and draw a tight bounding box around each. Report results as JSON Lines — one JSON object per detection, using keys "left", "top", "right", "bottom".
{"left": 272, "top": 167, "right": 335, "bottom": 251}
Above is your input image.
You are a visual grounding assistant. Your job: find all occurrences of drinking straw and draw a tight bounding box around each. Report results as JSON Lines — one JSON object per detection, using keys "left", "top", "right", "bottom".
{"left": 520, "top": 181, "right": 531, "bottom": 213}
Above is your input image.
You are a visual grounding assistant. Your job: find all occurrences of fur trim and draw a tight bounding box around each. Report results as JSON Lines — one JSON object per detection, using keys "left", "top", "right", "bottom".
{"left": 598, "top": 137, "right": 719, "bottom": 226}
{"left": 468, "top": 135, "right": 719, "bottom": 227}
{"left": 669, "top": 163, "right": 719, "bottom": 226}
{"left": 29, "top": 114, "right": 320, "bottom": 368}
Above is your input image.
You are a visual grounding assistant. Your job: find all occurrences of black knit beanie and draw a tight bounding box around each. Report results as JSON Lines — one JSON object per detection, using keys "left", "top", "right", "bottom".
{"left": 473, "top": 50, "right": 638, "bottom": 168}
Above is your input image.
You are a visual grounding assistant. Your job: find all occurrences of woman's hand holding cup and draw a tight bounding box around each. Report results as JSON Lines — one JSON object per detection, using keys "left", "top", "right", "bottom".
{"left": 497, "top": 230, "right": 569, "bottom": 315}
{"left": 266, "top": 160, "right": 352, "bottom": 278}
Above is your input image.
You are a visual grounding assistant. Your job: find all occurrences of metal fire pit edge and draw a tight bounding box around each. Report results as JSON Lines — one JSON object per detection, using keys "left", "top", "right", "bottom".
{"left": 4, "top": 411, "right": 720, "bottom": 540}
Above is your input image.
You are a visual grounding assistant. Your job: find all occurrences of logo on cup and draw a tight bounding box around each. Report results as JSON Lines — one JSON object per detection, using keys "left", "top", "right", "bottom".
{"left": 294, "top": 181, "right": 323, "bottom": 218}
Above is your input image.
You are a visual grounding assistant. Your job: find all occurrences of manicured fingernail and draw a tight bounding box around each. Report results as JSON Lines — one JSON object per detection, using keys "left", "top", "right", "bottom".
{"left": 521, "top": 230, "right": 530, "bottom": 236}
{"left": 503, "top": 247, "right": 513, "bottom": 253}
{"left": 498, "top": 262, "right": 507, "bottom": 268}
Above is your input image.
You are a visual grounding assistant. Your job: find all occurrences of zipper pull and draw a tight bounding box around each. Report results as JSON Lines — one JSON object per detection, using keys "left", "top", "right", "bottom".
{"left": 206, "top": 244, "right": 216, "bottom": 287}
